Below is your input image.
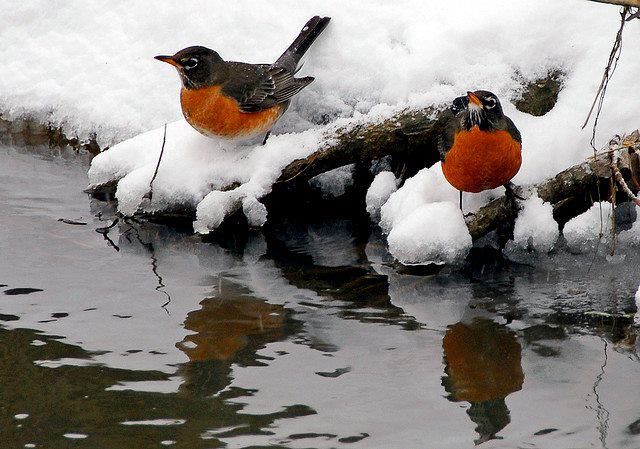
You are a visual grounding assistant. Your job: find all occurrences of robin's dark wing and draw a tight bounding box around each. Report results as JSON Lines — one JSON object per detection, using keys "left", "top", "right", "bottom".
{"left": 505, "top": 116, "right": 522, "bottom": 143}
{"left": 438, "top": 111, "right": 462, "bottom": 162}
{"left": 437, "top": 96, "right": 469, "bottom": 161}
{"left": 222, "top": 62, "right": 313, "bottom": 113}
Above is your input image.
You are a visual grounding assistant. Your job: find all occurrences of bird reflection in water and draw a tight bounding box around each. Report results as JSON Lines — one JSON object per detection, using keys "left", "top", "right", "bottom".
{"left": 442, "top": 318, "right": 524, "bottom": 445}
{"left": 177, "top": 289, "right": 289, "bottom": 362}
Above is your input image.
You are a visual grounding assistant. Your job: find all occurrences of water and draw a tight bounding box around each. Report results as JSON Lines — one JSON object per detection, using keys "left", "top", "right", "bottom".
{"left": 1, "top": 144, "right": 640, "bottom": 449}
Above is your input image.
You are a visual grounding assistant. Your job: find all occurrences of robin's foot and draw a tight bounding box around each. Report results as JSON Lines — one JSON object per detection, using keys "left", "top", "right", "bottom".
{"left": 262, "top": 131, "right": 271, "bottom": 146}
{"left": 503, "top": 183, "right": 523, "bottom": 216}
{"left": 504, "top": 182, "right": 525, "bottom": 201}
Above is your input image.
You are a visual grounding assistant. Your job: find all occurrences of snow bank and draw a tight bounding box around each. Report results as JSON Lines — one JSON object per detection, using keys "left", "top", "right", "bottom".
{"left": 387, "top": 202, "right": 472, "bottom": 265}
{"left": 4, "top": 0, "right": 640, "bottom": 174}
{"left": 88, "top": 120, "right": 325, "bottom": 228}
{"left": 510, "top": 195, "right": 559, "bottom": 253}
{"left": 560, "top": 202, "right": 639, "bottom": 254}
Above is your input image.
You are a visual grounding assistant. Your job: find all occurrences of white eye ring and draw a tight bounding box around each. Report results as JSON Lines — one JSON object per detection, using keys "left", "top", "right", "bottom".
{"left": 182, "top": 58, "right": 198, "bottom": 69}
{"left": 485, "top": 98, "right": 497, "bottom": 109}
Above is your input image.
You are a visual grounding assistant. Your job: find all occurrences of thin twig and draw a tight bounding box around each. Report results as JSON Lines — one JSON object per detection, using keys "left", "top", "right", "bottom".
{"left": 276, "top": 150, "right": 322, "bottom": 184}
{"left": 145, "top": 123, "right": 168, "bottom": 201}
{"left": 583, "top": 6, "right": 630, "bottom": 270}
{"left": 609, "top": 153, "right": 617, "bottom": 256}
{"left": 582, "top": 7, "right": 630, "bottom": 131}
{"left": 611, "top": 149, "right": 640, "bottom": 205}
{"left": 95, "top": 218, "right": 119, "bottom": 234}
{"left": 626, "top": 8, "right": 640, "bottom": 20}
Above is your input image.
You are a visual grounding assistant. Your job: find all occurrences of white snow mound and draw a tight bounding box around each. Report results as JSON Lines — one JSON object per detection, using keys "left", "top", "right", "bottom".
{"left": 88, "top": 119, "right": 326, "bottom": 231}
{"left": 366, "top": 171, "right": 398, "bottom": 219}
{"left": 379, "top": 163, "right": 499, "bottom": 234}
{"left": 387, "top": 202, "right": 472, "bottom": 265}
{"left": 511, "top": 195, "right": 559, "bottom": 252}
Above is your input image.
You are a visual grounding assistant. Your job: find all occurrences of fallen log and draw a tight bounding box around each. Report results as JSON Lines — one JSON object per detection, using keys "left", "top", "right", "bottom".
{"left": 468, "top": 142, "right": 640, "bottom": 241}
{"left": 275, "top": 107, "right": 450, "bottom": 188}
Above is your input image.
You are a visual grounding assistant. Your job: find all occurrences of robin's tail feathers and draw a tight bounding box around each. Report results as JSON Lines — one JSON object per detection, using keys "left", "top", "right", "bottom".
{"left": 272, "top": 76, "right": 314, "bottom": 103}
{"left": 275, "top": 16, "right": 330, "bottom": 73}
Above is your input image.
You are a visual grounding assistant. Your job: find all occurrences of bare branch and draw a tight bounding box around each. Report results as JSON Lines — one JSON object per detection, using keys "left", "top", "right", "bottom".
{"left": 587, "top": 0, "right": 640, "bottom": 7}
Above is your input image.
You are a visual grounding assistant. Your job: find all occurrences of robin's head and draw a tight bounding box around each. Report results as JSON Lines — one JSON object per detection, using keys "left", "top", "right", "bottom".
{"left": 155, "top": 46, "right": 228, "bottom": 89}
{"left": 459, "top": 90, "right": 504, "bottom": 130}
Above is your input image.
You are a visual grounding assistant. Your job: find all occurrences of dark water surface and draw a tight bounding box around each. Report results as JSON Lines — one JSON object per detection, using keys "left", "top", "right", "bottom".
{"left": 1, "top": 144, "right": 640, "bottom": 449}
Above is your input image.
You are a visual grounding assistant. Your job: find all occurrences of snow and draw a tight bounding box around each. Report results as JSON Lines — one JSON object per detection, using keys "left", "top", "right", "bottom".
{"left": 563, "top": 202, "right": 613, "bottom": 252}
{"left": 366, "top": 171, "right": 398, "bottom": 219}
{"left": 4, "top": 0, "right": 639, "bottom": 157}
{"left": 510, "top": 195, "right": 559, "bottom": 253}
{"left": 89, "top": 120, "right": 327, "bottom": 230}
{"left": 6, "top": 0, "right": 640, "bottom": 254}
{"left": 379, "top": 163, "right": 499, "bottom": 234}
{"left": 377, "top": 163, "right": 500, "bottom": 263}
{"left": 387, "top": 201, "right": 472, "bottom": 265}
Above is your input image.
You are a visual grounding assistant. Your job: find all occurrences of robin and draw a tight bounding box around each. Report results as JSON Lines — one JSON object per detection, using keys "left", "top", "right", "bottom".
{"left": 439, "top": 91, "right": 522, "bottom": 210}
{"left": 155, "top": 16, "right": 330, "bottom": 144}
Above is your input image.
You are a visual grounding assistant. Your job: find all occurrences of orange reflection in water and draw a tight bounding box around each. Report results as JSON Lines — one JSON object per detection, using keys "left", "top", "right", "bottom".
{"left": 178, "top": 296, "right": 287, "bottom": 362}
{"left": 442, "top": 318, "right": 524, "bottom": 444}
{"left": 443, "top": 319, "right": 523, "bottom": 403}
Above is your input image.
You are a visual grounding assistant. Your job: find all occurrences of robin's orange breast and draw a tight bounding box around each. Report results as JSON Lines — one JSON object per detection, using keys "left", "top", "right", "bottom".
{"left": 442, "top": 128, "right": 522, "bottom": 193}
{"left": 180, "top": 86, "right": 285, "bottom": 139}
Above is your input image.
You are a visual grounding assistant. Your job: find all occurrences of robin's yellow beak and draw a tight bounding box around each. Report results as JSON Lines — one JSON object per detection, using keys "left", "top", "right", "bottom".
{"left": 467, "top": 91, "right": 482, "bottom": 107}
{"left": 154, "top": 55, "right": 181, "bottom": 68}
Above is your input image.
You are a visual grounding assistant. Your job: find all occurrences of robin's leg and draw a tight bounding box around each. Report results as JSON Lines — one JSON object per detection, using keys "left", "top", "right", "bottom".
{"left": 503, "top": 182, "right": 524, "bottom": 216}
{"left": 262, "top": 131, "right": 272, "bottom": 146}
{"left": 504, "top": 182, "right": 525, "bottom": 200}
{"left": 459, "top": 191, "right": 477, "bottom": 219}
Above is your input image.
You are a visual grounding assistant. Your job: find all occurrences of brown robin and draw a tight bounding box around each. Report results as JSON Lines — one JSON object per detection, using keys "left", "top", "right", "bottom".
{"left": 439, "top": 91, "right": 522, "bottom": 209}
{"left": 155, "top": 16, "right": 330, "bottom": 144}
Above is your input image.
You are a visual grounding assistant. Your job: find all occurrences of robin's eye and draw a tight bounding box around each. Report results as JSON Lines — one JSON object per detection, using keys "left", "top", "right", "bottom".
{"left": 182, "top": 58, "right": 199, "bottom": 70}
{"left": 484, "top": 98, "right": 497, "bottom": 109}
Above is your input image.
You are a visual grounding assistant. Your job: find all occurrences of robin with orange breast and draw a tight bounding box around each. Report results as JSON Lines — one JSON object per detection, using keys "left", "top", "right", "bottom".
{"left": 155, "top": 16, "right": 330, "bottom": 145}
{"left": 439, "top": 91, "right": 522, "bottom": 210}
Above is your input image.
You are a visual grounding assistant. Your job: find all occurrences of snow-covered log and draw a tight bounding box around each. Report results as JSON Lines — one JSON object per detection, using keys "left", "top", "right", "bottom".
{"left": 85, "top": 103, "right": 639, "bottom": 250}
{"left": 275, "top": 108, "right": 450, "bottom": 187}
{"left": 467, "top": 146, "right": 640, "bottom": 241}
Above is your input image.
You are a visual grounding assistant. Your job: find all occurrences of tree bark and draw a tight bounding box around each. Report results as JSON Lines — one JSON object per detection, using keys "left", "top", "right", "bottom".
{"left": 275, "top": 107, "right": 451, "bottom": 188}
